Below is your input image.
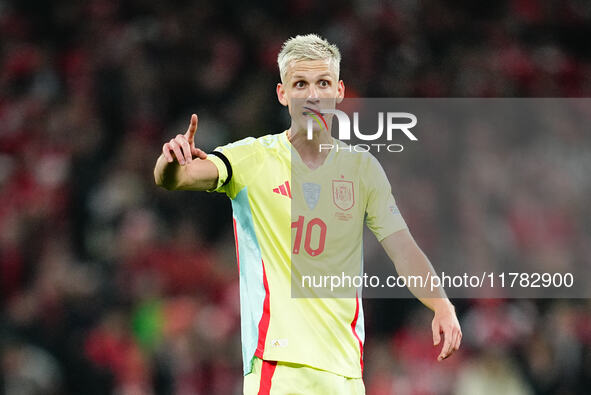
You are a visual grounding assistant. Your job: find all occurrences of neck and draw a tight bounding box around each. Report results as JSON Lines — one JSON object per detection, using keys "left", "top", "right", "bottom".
{"left": 287, "top": 125, "right": 333, "bottom": 169}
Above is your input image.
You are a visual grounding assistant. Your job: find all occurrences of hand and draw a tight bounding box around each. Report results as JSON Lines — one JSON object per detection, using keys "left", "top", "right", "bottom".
{"left": 432, "top": 303, "right": 462, "bottom": 361}
{"left": 162, "top": 114, "right": 208, "bottom": 165}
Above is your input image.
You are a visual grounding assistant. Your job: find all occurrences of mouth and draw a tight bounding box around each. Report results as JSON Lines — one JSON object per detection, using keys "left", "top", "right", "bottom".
{"left": 302, "top": 106, "right": 323, "bottom": 116}
{"left": 302, "top": 106, "right": 329, "bottom": 130}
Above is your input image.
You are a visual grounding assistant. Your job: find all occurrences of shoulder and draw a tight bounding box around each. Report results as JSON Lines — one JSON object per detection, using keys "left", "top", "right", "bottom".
{"left": 216, "top": 132, "right": 281, "bottom": 156}
{"left": 214, "top": 132, "right": 285, "bottom": 174}
{"left": 256, "top": 133, "right": 285, "bottom": 149}
{"left": 219, "top": 133, "right": 283, "bottom": 152}
{"left": 217, "top": 136, "right": 257, "bottom": 151}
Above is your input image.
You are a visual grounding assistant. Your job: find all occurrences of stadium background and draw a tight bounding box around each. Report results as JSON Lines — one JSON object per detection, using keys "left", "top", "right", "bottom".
{"left": 1, "top": 0, "right": 591, "bottom": 394}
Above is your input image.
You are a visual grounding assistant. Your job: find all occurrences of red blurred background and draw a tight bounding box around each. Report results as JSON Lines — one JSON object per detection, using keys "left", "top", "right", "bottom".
{"left": 1, "top": 1, "right": 591, "bottom": 394}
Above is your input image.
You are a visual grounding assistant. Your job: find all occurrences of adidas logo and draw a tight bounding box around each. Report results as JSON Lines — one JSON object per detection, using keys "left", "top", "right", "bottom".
{"left": 272, "top": 181, "right": 291, "bottom": 198}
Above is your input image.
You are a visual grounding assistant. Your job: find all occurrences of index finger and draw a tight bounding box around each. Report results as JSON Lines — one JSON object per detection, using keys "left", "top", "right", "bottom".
{"left": 185, "top": 114, "right": 198, "bottom": 143}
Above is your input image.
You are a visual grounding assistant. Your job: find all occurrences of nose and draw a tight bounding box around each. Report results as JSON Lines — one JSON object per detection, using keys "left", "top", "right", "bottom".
{"left": 307, "top": 85, "right": 320, "bottom": 103}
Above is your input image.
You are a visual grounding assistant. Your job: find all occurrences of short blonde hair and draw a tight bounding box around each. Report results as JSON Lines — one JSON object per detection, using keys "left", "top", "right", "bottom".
{"left": 277, "top": 34, "right": 341, "bottom": 83}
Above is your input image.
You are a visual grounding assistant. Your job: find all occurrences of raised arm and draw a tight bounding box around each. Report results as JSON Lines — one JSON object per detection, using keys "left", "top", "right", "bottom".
{"left": 381, "top": 229, "right": 462, "bottom": 361}
{"left": 154, "top": 114, "right": 219, "bottom": 191}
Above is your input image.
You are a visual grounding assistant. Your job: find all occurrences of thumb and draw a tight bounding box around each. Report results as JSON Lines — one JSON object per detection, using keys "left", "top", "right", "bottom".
{"left": 191, "top": 146, "right": 207, "bottom": 160}
{"left": 185, "top": 114, "right": 198, "bottom": 143}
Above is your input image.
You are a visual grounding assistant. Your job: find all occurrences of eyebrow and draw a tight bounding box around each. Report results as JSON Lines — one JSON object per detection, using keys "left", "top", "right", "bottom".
{"left": 291, "top": 73, "right": 334, "bottom": 80}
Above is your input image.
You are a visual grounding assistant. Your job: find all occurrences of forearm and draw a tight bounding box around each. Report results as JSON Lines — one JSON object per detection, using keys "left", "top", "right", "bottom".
{"left": 398, "top": 248, "right": 452, "bottom": 312}
{"left": 381, "top": 231, "right": 454, "bottom": 313}
{"left": 381, "top": 230, "right": 461, "bottom": 360}
{"left": 154, "top": 153, "right": 182, "bottom": 190}
{"left": 154, "top": 153, "right": 218, "bottom": 191}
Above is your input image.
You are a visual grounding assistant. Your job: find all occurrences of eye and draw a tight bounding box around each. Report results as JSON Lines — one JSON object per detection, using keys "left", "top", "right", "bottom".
{"left": 295, "top": 80, "right": 307, "bottom": 88}
{"left": 319, "top": 80, "right": 330, "bottom": 88}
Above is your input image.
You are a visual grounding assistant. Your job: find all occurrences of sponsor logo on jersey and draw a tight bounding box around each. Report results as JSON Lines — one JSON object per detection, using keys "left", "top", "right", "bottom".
{"left": 272, "top": 181, "right": 292, "bottom": 198}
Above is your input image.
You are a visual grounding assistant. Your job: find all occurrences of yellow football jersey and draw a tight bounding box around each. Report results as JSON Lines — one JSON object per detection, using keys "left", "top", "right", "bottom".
{"left": 207, "top": 131, "right": 407, "bottom": 378}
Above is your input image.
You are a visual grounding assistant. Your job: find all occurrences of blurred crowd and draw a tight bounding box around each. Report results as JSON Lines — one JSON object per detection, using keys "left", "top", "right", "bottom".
{"left": 1, "top": 0, "right": 591, "bottom": 394}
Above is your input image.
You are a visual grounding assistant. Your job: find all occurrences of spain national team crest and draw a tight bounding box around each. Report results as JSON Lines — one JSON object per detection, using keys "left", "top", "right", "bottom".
{"left": 302, "top": 182, "right": 321, "bottom": 210}
{"left": 332, "top": 180, "right": 355, "bottom": 211}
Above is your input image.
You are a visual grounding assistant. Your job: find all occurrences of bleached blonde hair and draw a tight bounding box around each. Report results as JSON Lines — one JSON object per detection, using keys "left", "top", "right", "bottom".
{"left": 277, "top": 34, "right": 341, "bottom": 83}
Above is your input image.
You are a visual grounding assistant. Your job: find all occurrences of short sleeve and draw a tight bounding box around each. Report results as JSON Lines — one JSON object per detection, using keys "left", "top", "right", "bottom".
{"left": 364, "top": 156, "right": 408, "bottom": 241}
{"left": 205, "top": 152, "right": 229, "bottom": 193}
{"left": 205, "top": 137, "right": 258, "bottom": 199}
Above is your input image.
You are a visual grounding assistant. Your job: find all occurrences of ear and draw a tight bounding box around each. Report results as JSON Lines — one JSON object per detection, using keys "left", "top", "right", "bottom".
{"left": 277, "top": 83, "right": 288, "bottom": 106}
{"left": 336, "top": 80, "right": 345, "bottom": 103}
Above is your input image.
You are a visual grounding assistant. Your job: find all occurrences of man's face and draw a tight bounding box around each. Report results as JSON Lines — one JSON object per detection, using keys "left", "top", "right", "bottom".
{"left": 277, "top": 59, "right": 345, "bottom": 135}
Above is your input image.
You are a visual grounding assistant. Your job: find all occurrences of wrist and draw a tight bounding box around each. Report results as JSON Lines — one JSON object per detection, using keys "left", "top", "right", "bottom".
{"left": 432, "top": 298, "right": 454, "bottom": 314}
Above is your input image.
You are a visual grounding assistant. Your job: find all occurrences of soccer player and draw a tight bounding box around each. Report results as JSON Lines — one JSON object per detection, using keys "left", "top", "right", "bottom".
{"left": 154, "top": 34, "right": 461, "bottom": 394}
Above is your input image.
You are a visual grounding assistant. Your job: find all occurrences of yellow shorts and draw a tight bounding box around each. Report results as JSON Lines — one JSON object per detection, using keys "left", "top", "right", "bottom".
{"left": 243, "top": 357, "right": 365, "bottom": 395}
